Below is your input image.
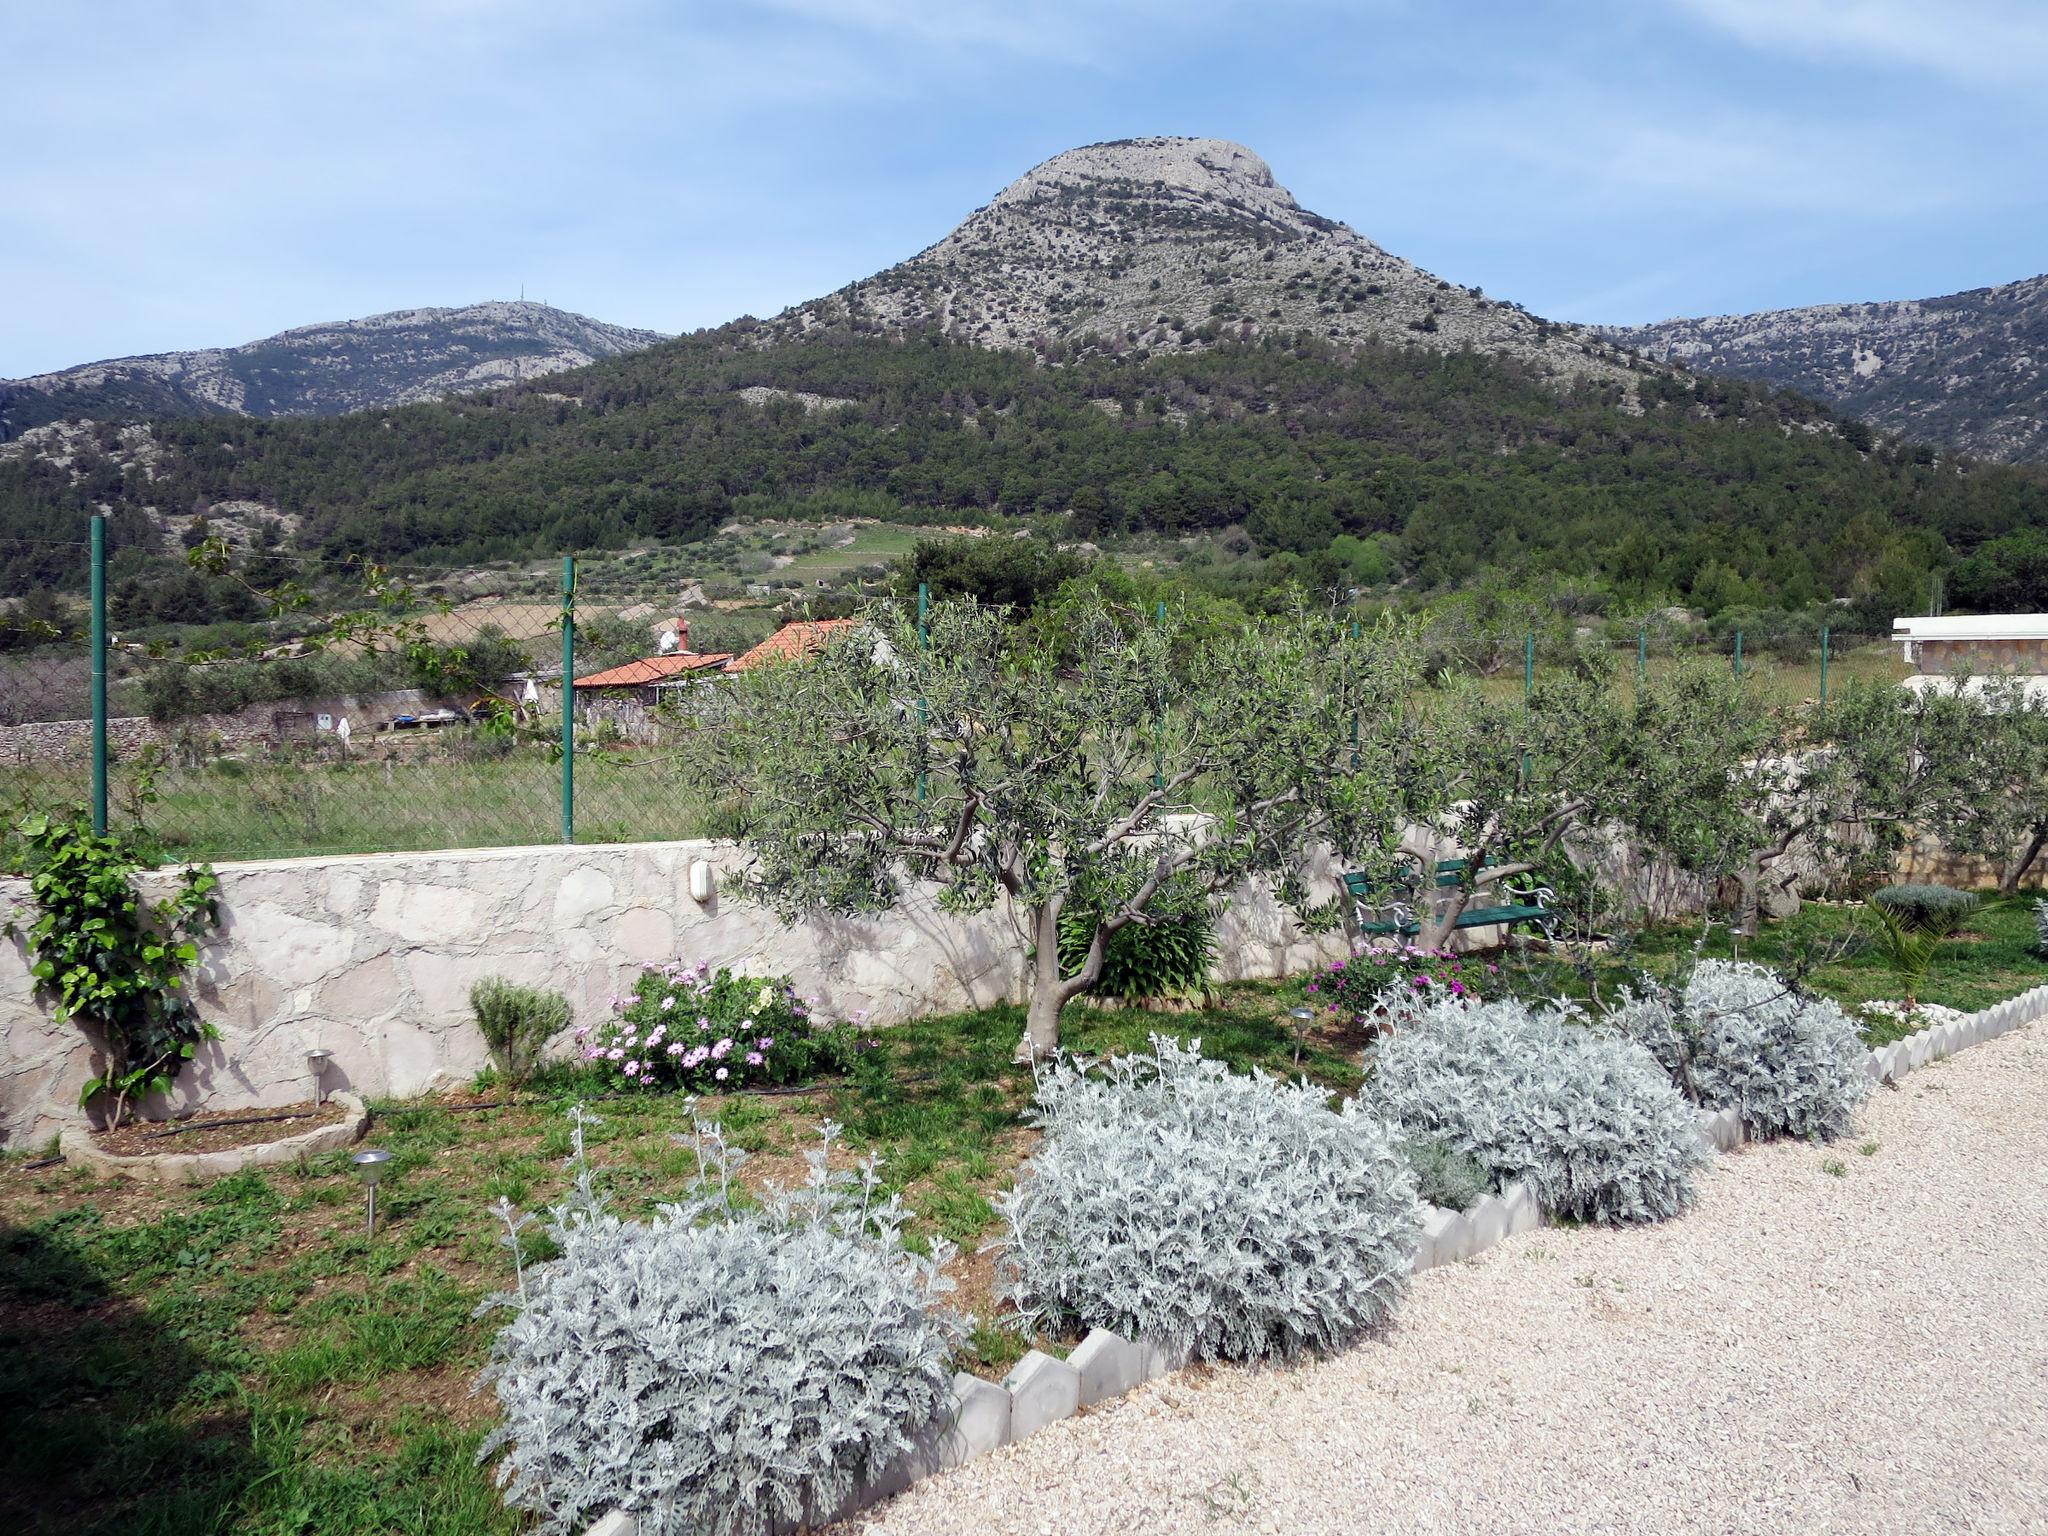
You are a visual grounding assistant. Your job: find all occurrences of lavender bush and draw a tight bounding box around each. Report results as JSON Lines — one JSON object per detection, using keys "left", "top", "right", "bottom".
{"left": 998, "top": 1036, "right": 1420, "bottom": 1364}
{"left": 1364, "top": 995, "right": 1708, "bottom": 1225}
{"left": 476, "top": 1107, "right": 964, "bottom": 1536}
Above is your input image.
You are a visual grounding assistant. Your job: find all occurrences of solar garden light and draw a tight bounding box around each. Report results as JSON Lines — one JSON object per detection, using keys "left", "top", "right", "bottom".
{"left": 1289, "top": 1006, "right": 1315, "bottom": 1068}
{"left": 352, "top": 1148, "right": 393, "bottom": 1235}
{"left": 305, "top": 1047, "right": 334, "bottom": 1106}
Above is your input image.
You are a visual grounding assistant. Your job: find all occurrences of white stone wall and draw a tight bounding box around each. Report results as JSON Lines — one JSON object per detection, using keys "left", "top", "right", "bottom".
{"left": 1, "top": 838, "right": 1345, "bottom": 1146}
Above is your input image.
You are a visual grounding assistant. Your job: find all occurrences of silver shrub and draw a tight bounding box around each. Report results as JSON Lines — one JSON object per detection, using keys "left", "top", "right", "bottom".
{"left": 997, "top": 1036, "right": 1420, "bottom": 1364}
{"left": 1611, "top": 959, "right": 1871, "bottom": 1142}
{"left": 1364, "top": 995, "right": 1707, "bottom": 1225}
{"left": 477, "top": 1107, "right": 965, "bottom": 1536}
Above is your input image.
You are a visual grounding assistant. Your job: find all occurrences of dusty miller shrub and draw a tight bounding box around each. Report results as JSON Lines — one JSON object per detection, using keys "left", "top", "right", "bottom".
{"left": 1363, "top": 995, "right": 1707, "bottom": 1225}
{"left": 1609, "top": 959, "right": 1871, "bottom": 1143}
{"left": 2037, "top": 898, "right": 2048, "bottom": 957}
{"left": 998, "top": 1036, "right": 1419, "bottom": 1364}
{"left": 476, "top": 1107, "right": 965, "bottom": 1536}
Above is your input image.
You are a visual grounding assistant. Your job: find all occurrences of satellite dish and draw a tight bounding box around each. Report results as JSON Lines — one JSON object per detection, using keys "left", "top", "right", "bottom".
{"left": 520, "top": 677, "right": 539, "bottom": 706}
{"left": 657, "top": 628, "right": 680, "bottom": 654}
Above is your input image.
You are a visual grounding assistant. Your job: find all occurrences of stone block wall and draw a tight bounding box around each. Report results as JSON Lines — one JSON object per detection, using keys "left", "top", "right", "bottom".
{"left": 1, "top": 838, "right": 1347, "bottom": 1145}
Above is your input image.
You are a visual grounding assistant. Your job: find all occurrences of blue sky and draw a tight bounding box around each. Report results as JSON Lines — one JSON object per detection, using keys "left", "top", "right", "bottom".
{"left": 4, "top": 0, "right": 2044, "bottom": 376}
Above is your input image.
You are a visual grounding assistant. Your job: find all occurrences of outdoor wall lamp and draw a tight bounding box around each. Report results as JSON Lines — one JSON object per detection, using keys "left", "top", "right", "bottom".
{"left": 352, "top": 1148, "right": 394, "bottom": 1235}
{"left": 688, "top": 859, "right": 716, "bottom": 903}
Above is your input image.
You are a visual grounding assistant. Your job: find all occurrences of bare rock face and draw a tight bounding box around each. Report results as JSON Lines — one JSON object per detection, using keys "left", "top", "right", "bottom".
{"left": 1605, "top": 273, "right": 2048, "bottom": 463}
{"left": 1, "top": 300, "right": 665, "bottom": 434}
{"left": 768, "top": 136, "right": 1639, "bottom": 386}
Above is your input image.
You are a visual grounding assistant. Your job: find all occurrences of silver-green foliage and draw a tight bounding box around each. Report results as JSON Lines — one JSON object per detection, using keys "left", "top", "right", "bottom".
{"left": 477, "top": 1108, "right": 964, "bottom": 1536}
{"left": 998, "top": 1036, "right": 1419, "bottom": 1364}
{"left": 1364, "top": 996, "right": 1707, "bottom": 1225}
{"left": 1611, "top": 959, "right": 1871, "bottom": 1142}
{"left": 2034, "top": 897, "right": 2047, "bottom": 956}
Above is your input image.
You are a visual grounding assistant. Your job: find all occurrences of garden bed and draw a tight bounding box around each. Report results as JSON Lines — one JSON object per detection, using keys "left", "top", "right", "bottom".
{"left": 2, "top": 903, "right": 2040, "bottom": 1535}
{"left": 89, "top": 1100, "right": 353, "bottom": 1158}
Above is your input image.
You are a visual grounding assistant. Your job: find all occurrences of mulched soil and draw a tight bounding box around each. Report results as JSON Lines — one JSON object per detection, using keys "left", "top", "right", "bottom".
{"left": 91, "top": 1099, "right": 351, "bottom": 1157}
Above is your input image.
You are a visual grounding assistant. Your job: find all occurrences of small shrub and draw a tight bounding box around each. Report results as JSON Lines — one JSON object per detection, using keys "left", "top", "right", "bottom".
{"left": 469, "top": 978, "right": 571, "bottom": 1087}
{"left": 1057, "top": 901, "right": 1216, "bottom": 1004}
{"left": 2036, "top": 897, "right": 2048, "bottom": 956}
{"left": 1610, "top": 960, "right": 1871, "bottom": 1142}
{"left": 1303, "top": 941, "right": 1486, "bottom": 1028}
{"left": 1399, "top": 1133, "right": 1488, "bottom": 1212}
{"left": 479, "top": 1108, "right": 964, "bottom": 1536}
{"left": 1363, "top": 996, "right": 1707, "bottom": 1225}
{"left": 998, "top": 1036, "right": 1419, "bottom": 1363}
{"left": 1867, "top": 885, "right": 1977, "bottom": 1004}
{"left": 1869, "top": 884, "right": 1978, "bottom": 927}
{"left": 577, "top": 960, "right": 863, "bottom": 1092}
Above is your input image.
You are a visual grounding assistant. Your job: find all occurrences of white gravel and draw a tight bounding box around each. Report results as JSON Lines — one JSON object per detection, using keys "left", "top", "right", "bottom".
{"left": 857, "top": 1024, "right": 2048, "bottom": 1536}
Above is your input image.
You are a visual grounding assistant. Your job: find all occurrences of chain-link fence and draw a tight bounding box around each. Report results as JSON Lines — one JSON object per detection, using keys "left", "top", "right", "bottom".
{"left": 0, "top": 531, "right": 758, "bottom": 867}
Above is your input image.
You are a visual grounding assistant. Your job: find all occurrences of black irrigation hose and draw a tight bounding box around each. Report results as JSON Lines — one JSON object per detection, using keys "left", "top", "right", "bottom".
{"left": 145, "top": 1108, "right": 333, "bottom": 1139}
{"left": 21, "top": 1155, "right": 64, "bottom": 1171}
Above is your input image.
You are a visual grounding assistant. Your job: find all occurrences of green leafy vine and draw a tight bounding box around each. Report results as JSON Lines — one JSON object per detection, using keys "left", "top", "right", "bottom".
{"left": 5, "top": 812, "right": 221, "bottom": 1126}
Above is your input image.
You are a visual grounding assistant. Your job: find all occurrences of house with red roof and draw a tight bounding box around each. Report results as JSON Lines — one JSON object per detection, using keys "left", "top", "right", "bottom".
{"left": 724, "top": 618, "right": 862, "bottom": 672}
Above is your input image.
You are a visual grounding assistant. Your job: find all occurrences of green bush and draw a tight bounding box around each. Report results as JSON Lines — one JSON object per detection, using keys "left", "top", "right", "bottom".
{"left": 469, "top": 978, "right": 572, "bottom": 1087}
{"left": 1058, "top": 903, "right": 1216, "bottom": 1004}
{"left": 1399, "top": 1134, "right": 1488, "bottom": 1212}
{"left": 1870, "top": 884, "right": 1979, "bottom": 927}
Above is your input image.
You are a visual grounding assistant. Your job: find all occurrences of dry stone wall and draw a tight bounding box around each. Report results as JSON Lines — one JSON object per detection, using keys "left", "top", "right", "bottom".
{"left": 0, "top": 838, "right": 1347, "bottom": 1145}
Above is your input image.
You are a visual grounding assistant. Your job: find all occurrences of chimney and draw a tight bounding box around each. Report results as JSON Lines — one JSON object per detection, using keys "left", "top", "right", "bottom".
{"left": 674, "top": 617, "right": 690, "bottom": 654}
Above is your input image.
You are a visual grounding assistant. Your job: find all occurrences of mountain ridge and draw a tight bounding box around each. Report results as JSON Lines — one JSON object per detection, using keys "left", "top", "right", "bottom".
{"left": 768, "top": 136, "right": 1645, "bottom": 387}
{"left": 1604, "top": 273, "right": 2048, "bottom": 463}
{"left": 1, "top": 300, "right": 665, "bottom": 437}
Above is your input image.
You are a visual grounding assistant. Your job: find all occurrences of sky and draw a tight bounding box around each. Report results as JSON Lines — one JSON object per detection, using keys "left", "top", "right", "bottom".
{"left": 4, "top": 0, "right": 2045, "bottom": 377}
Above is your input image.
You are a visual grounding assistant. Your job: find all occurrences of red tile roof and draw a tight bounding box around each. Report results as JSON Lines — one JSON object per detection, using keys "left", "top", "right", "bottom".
{"left": 572, "top": 652, "right": 733, "bottom": 689}
{"left": 725, "top": 619, "right": 861, "bottom": 672}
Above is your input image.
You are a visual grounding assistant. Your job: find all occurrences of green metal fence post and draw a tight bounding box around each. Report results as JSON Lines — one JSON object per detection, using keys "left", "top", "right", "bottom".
{"left": 90, "top": 512, "right": 108, "bottom": 835}
{"left": 1819, "top": 626, "right": 1831, "bottom": 706}
{"left": 1348, "top": 620, "right": 1360, "bottom": 770}
{"left": 1524, "top": 630, "right": 1535, "bottom": 699}
{"left": 1733, "top": 629, "right": 1744, "bottom": 679}
{"left": 1637, "top": 628, "right": 1647, "bottom": 683}
{"left": 915, "top": 582, "right": 930, "bottom": 803}
{"left": 560, "top": 556, "right": 575, "bottom": 844}
{"left": 1154, "top": 600, "right": 1167, "bottom": 790}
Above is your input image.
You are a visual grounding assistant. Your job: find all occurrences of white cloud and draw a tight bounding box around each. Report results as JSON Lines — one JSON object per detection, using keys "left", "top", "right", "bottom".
{"left": 1668, "top": 0, "right": 2048, "bottom": 87}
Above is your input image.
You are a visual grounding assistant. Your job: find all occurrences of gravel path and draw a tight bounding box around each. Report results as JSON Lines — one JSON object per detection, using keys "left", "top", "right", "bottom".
{"left": 860, "top": 1024, "right": 2048, "bottom": 1536}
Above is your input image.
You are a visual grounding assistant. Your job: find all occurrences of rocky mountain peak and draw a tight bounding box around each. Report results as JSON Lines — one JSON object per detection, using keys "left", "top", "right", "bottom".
{"left": 767, "top": 135, "right": 1639, "bottom": 384}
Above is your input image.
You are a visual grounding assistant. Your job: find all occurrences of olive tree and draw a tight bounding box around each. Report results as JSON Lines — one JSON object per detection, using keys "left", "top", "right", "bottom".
{"left": 688, "top": 596, "right": 1422, "bottom": 1059}
{"left": 1394, "top": 657, "right": 1761, "bottom": 951}
{"left": 1914, "top": 679, "right": 2048, "bottom": 895}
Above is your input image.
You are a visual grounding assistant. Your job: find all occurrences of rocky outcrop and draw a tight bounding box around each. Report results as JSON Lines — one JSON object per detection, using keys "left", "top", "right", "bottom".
{"left": 1605, "top": 273, "right": 2048, "bottom": 462}
{"left": 1, "top": 301, "right": 665, "bottom": 434}
{"left": 769, "top": 137, "right": 1642, "bottom": 387}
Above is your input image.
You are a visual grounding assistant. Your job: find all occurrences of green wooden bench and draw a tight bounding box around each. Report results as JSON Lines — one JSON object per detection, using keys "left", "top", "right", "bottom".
{"left": 1340, "top": 857, "right": 1557, "bottom": 940}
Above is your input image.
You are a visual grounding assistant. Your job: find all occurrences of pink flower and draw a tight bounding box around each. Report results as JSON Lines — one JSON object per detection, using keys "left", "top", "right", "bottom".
{"left": 574, "top": 1024, "right": 591, "bottom": 1040}
{"left": 623, "top": 1061, "right": 640, "bottom": 1076}
{"left": 607, "top": 1047, "right": 625, "bottom": 1061}
{"left": 1307, "top": 983, "right": 1319, "bottom": 993}
{"left": 715, "top": 1066, "right": 729, "bottom": 1082}
{"left": 757, "top": 1037, "right": 773, "bottom": 1049}
{"left": 684, "top": 1046, "right": 709, "bottom": 1068}
{"left": 667, "top": 1041, "right": 685, "bottom": 1055}
{"left": 712, "top": 1039, "right": 732, "bottom": 1059}
{"left": 583, "top": 1047, "right": 602, "bottom": 1060}
{"left": 661, "top": 996, "right": 676, "bottom": 1011}
{"left": 746, "top": 1051, "right": 763, "bottom": 1066}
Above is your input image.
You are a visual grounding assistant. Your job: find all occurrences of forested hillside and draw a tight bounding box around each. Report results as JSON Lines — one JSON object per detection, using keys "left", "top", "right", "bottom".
{"left": 4, "top": 323, "right": 2044, "bottom": 617}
